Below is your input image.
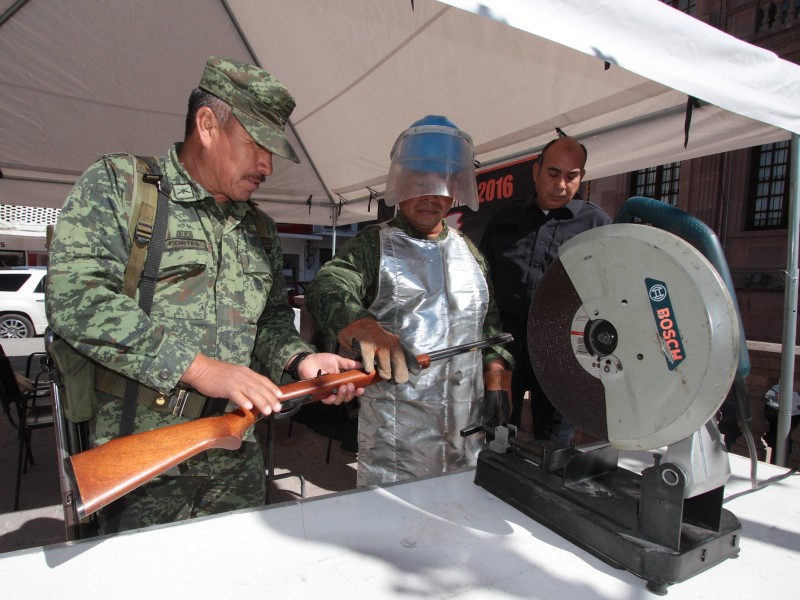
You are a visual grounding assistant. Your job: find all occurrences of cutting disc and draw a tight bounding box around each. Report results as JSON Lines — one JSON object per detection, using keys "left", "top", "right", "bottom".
{"left": 529, "top": 223, "right": 740, "bottom": 450}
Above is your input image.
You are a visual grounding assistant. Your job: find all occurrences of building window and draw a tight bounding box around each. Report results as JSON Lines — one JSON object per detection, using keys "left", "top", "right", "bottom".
{"left": 759, "top": 1, "right": 800, "bottom": 30}
{"left": 663, "top": 0, "right": 696, "bottom": 15}
{"left": 747, "top": 141, "right": 790, "bottom": 230}
{"left": 630, "top": 163, "right": 681, "bottom": 206}
{"left": 0, "top": 251, "right": 25, "bottom": 268}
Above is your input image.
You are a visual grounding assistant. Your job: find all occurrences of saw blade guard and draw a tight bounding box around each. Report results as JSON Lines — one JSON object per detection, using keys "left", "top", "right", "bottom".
{"left": 615, "top": 196, "right": 749, "bottom": 380}
{"left": 530, "top": 223, "right": 739, "bottom": 451}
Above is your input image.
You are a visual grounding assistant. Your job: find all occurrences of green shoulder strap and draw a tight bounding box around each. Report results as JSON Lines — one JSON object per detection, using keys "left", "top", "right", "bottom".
{"left": 119, "top": 155, "right": 169, "bottom": 436}
{"left": 123, "top": 156, "right": 161, "bottom": 299}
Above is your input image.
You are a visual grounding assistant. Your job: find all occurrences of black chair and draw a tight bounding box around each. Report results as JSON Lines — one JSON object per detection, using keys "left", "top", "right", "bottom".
{"left": 0, "top": 351, "right": 54, "bottom": 511}
{"left": 265, "top": 412, "right": 306, "bottom": 502}
{"left": 290, "top": 401, "right": 358, "bottom": 463}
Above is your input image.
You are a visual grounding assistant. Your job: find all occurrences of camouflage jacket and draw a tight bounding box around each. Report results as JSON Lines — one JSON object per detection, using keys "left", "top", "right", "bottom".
{"left": 46, "top": 145, "right": 312, "bottom": 394}
{"left": 305, "top": 213, "right": 513, "bottom": 368}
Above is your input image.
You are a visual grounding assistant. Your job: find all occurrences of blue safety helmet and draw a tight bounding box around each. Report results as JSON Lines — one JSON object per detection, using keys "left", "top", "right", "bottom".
{"left": 384, "top": 115, "right": 479, "bottom": 210}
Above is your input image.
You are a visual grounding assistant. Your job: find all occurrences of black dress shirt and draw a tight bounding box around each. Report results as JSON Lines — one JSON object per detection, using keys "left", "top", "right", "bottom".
{"left": 479, "top": 194, "right": 612, "bottom": 356}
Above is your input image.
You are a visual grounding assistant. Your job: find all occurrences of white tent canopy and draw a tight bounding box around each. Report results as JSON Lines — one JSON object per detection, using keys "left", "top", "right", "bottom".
{"left": 2, "top": 0, "right": 800, "bottom": 462}
{"left": 2, "top": 0, "right": 799, "bottom": 227}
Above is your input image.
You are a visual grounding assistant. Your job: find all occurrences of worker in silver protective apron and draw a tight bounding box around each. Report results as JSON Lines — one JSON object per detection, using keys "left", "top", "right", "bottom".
{"left": 359, "top": 222, "right": 489, "bottom": 485}
{"left": 304, "top": 115, "right": 514, "bottom": 488}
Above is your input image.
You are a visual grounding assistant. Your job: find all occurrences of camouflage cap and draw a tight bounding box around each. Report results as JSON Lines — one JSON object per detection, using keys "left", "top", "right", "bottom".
{"left": 199, "top": 57, "right": 300, "bottom": 163}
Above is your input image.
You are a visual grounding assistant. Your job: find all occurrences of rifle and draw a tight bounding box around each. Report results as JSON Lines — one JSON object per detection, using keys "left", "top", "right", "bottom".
{"left": 67, "top": 334, "right": 512, "bottom": 519}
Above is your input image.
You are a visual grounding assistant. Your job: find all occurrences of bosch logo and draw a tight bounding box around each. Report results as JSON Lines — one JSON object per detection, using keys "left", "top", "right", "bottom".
{"left": 645, "top": 277, "right": 686, "bottom": 370}
{"left": 648, "top": 284, "right": 667, "bottom": 302}
{"left": 656, "top": 308, "right": 684, "bottom": 362}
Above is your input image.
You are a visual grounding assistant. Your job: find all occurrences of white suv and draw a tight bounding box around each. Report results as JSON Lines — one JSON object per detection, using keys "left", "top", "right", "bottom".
{"left": 0, "top": 267, "right": 48, "bottom": 338}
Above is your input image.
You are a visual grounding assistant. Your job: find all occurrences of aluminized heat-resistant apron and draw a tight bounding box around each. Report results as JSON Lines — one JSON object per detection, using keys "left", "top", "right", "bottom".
{"left": 357, "top": 225, "right": 489, "bottom": 487}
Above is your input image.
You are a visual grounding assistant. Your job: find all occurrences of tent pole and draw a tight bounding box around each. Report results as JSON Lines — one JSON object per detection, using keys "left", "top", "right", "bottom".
{"left": 284, "top": 119, "right": 340, "bottom": 209}
{"left": 0, "top": 0, "right": 29, "bottom": 28}
{"left": 332, "top": 208, "right": 338, "bottom": 255}
{"left": 219, "top": 0, "right": 340, "bottom": 223}
{"left": 776, "top": 132, "right": 800, "bottom": 467}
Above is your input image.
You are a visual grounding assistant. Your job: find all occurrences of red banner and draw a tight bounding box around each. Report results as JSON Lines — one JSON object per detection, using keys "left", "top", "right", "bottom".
{"left": 447, "top": 156, "right": 536, "bottom": 245}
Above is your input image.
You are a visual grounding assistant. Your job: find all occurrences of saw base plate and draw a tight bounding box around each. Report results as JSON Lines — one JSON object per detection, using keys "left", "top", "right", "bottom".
{"left": 475, "top": 448, "right": 741, "bottom": 595}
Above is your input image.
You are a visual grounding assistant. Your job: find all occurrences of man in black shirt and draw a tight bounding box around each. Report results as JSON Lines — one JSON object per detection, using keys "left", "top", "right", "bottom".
{"left": 480, "top": 136, "right": 611, "bottom": 441}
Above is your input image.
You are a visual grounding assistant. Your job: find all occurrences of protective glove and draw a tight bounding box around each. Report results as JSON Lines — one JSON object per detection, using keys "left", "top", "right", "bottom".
{"left": 337, "top": 317, "right": 410, "bottom": 383}
{"left": 482, "top": 369, "right": 512, "bottom": 430}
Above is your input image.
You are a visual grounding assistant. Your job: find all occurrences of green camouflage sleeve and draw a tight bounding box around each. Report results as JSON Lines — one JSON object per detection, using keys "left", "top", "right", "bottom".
{"left": 304, "top": 225, "right": 382, "bottom": 340}
{"left": 46, "top": 155, "right": 197, "bottom": 393}
{"left": 249, "top": 209, "right": 315, "bottom": 381}
{"left": 460, "top": 232, "right": 515, "bottom": 369}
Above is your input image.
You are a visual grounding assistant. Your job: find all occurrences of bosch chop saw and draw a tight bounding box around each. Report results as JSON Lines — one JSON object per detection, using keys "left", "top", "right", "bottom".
{"left": 472, "top": 198, "right": 749, "bottom": 594}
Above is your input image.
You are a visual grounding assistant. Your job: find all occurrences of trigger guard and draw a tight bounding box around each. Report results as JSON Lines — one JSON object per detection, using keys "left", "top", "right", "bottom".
{"left": 276, "top": 396, "right": 307, "bottom": 419}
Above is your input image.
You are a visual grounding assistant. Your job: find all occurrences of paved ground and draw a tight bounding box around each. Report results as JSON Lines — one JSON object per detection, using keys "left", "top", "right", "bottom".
{"left": 0, "top": 337, "right": 359, "bottom": 554}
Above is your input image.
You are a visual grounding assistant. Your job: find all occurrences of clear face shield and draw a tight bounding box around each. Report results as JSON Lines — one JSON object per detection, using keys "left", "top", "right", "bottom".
{"left": 384, "top": 124, "right": 480, "bottom": 211}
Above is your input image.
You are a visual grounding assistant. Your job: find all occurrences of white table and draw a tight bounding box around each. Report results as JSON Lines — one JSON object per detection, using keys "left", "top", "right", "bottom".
{"left": 0, "top": 454, "right": 797, "bottom": 599}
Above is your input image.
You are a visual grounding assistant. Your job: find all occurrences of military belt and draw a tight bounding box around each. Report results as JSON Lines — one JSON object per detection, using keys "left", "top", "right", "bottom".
{"left": 96, "top": 370, "right": 230, "bottom": 419}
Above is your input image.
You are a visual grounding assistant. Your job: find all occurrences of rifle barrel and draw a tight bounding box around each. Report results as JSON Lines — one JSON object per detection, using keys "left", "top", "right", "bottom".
{"left": 423, "top": 333, "right": 513, "bottom": 363}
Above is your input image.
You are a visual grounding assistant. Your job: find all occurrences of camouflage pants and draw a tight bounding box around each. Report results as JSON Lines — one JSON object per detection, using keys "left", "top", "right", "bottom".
{"left": 92, "top": 395, "right": 266, "bottom": 535}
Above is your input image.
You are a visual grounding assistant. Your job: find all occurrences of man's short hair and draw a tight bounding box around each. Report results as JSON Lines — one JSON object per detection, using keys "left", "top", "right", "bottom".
{"left": 537, "top": 136, "right": 588, "bottom": 168}
{"left": 184, "top": 88, "right": 233, "bottom": 138}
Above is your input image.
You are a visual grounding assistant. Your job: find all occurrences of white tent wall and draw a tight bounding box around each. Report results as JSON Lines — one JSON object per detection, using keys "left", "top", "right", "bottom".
{"left": 2, "top": 0, "right": 800, "bottom": 224}
{"left": 2, "top": 0, "right": 800, "bottom": 461}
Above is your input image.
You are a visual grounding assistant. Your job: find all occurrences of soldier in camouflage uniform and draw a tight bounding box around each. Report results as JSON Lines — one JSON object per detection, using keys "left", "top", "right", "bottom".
{"left": 46, "top": 57, "right": 362, "bottom": 534}
{"left": 305, "top": 116, "right": 513, "bottom": 487}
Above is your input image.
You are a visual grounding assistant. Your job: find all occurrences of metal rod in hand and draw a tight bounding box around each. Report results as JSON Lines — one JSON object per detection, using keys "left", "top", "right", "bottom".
{"left": 419, "top": 333, "right": 513, "bottom": 367}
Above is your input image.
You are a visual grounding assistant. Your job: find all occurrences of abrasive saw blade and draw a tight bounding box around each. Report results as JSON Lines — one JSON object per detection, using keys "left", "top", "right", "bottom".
{"left": 528, "top": 224, "right": 740, "bottom": 451}
{"left": 528, "top": 259, "right": 609, "bottom": 441}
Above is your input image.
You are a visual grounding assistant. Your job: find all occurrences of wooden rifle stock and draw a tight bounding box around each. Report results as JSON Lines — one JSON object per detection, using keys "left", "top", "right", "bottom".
{"left": 68, "top": 368, "right": 383, "bottom": 519}
{"left": 67, "top": 333, "right": 511, "bottom": 519}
